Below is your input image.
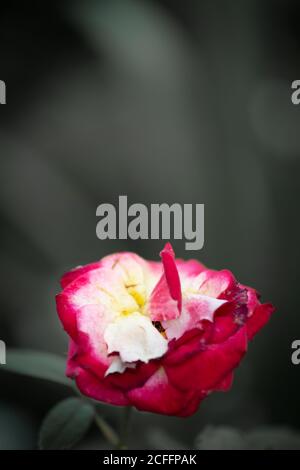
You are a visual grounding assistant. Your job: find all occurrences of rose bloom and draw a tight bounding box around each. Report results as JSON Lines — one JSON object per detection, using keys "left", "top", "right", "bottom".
{"left": 56, "top": 243, "right": 274, "bottom": 417}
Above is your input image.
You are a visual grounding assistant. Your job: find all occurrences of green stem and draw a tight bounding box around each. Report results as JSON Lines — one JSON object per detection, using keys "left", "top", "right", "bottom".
{"left": 94, "top": 413, "right": 120, "bottom": 448}
{"left": 117, "top": 406, "right": 132, "bottom": 449}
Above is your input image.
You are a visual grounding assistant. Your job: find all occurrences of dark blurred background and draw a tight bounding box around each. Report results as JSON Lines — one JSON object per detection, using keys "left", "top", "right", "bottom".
{"left": 0, "top": 0, "right": 299, "bottom": 449}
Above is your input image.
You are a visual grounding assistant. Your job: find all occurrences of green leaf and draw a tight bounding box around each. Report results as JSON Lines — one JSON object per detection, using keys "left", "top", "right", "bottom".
{"left": 39, "top": 398, "right": 94, "bottom": 450}
{"left": 3, "top": 349, "right": 70, "bottom": 386}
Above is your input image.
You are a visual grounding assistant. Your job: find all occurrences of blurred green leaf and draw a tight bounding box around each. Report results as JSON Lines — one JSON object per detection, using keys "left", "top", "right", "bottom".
{"left": 196, "top": 426, "right": 300, "bottom": 450}
{"left": 246, "top": 427, "right": 300, "bottom": 450}
{"left": 196, "top": 426, "right": 245, "bottom": 450}
{"left": 39, "top": 398, "right": 94, "bottom": 450}
{"left": 3, "top": 349, "right": 70, "bottom": 386}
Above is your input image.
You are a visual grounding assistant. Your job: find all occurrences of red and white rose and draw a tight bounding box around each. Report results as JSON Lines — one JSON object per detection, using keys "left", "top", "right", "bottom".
{"left": 56, "top": 243, "right": 274, "bottom": 417}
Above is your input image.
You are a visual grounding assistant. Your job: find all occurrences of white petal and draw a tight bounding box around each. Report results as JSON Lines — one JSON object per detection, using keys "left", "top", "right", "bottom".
{"left": 104, "top": 356, "right": 136, "bottom": 377}
{"left": 163, "top": 294, "right": 227, "bottom": 340}
{"left": 104, "top": 312, "right": 168, "bottom": 363}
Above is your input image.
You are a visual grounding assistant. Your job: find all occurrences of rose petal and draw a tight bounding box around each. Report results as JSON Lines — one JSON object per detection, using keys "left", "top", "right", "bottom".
{"left": 105, "top": 356, "right": 136, "bottom": 377}
{"left": 127, "top": 367, "right": 203, "bottom": 417}
{"left": 148, "top": 243, "right": 182, "bottom": 322}
{"left": 75, "top": 304, "right": 114, "bottom": 378}
{"left": 60, "top": 261, "right": 102, "bottom": 289}
{"left": 101, "top": 252, "right": 160, "bottom": 301}
{"left": 160, "top": 243, "right": 182, "bottom": 311}
{"left": 66, "top": 340, "right": 79, "bottom": 378}
{"left": 104, "top": 312, "right": 168, "bottom": 363}
{"left": 163, "top": 294, "right": 226, "bottom": 340}
{"left": 176, "top": 259, "right": 206, "bottom": 278}
{"left": 106, "top": 360, "right": 159, "bottom": 391}
{"left": 165, "top": 326, "right": 248, "bottom": 392}
{"left": 197, "top": 269, "right": 236, "bottom": 298}
{"left": 75, "top": 368, "right": 129, "bottom": 406}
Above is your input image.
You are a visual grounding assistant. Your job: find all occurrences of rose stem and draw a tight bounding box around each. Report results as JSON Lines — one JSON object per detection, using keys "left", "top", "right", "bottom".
{"left": 94, "top": 413, "right": 120, "bottom": 448}
{"left": 117, "top": 406, "right": 132, "bottom": 449}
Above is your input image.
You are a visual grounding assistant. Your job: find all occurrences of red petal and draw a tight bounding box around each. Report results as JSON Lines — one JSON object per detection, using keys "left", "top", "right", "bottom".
{"left": 160, "top": 243, "right": 182, "bottom": 310}
{"left": 60, "top": 261, "right": 102, "bottom": 288}
{"left": 106, "top": 360, "right": 159, "bottom": 391}
{"left": 127, "top": 367, "right": 203, "bottom": 417}
{"left": 149, "top": 243, "right": 182, "bottom": 321}
{"left": 75, "top": 368, "right": 129, "bottom": 406}
{"left": 165, "top": 326, "right": 248, "bottom": 392}
{"left": 56, "top": 292, "right": 78, "bottom": 340}
{"left": 66, "top": 340, "right": 79, "bottom": 378}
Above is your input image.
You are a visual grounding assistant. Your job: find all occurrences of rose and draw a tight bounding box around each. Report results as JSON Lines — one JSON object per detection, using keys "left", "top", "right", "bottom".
{"left": 56, "top": 243, "right": 274, "bottom": 417}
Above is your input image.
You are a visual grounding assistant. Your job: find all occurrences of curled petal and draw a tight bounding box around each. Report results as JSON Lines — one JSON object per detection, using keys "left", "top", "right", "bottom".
{"left": 149, "top": 243, "right": 182, "bottom": 322}
{"left": 197, "top": 269, "right": 236, "bottom": 298}
{"left": 163, "top": 294, "right": 226, "bottom": 340}
{"left": 160, "top": 243, "right": 182, "bottom": 311}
